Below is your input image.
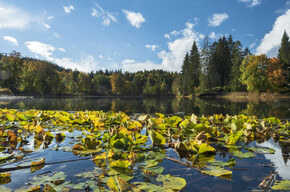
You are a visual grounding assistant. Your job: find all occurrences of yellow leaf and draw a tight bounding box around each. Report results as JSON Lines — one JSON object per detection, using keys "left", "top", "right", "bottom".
{"left": 31, "top": 158, "right": 45, "bottom": 166}
{"left": 94, "top": 152, "right": 106, "bottom": 160}
{"left": 0, "top": 173, "right": 11, "bottom": 178}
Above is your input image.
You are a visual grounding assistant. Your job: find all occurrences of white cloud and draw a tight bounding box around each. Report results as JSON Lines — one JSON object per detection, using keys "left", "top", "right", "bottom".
{"left": 145, "top": 44, "right": 159, "bottom": 51}
{"left": 122, "top": 60, "right": 164, "bottom": 72}
{"left": 25, "top": 41, "right": 57, "bottom": 60}
{"left": 3, "top": 36, "right": 19, "bottom": 46}
{"left": 256, "top": 9, "right": 290, "bottom": 57}
{"left": 208, "top": 13, "right": 229, "bottom": 27}
{"left": 47, "top": 16, "right": 54, "bottom": 20}
{"left": 238, "top": 0, "right": 262, "bottom": 7}
{"left": 208, "top": 32, "right": 224, "bottom": 39}
{"left": 25, "top": 41, "right": 99, "bottom": 72}
{"left": 91, "top": 3, "right": 117, "bottom": 26}
{"left": 0, "top": 3, "right": 31, "bottom": 29}
{"left": 122, "top": 59, "right": 136, "bottom": 65}
{"left": 209, "top": 32, "right": 217, "bottom": 39}
{"left": 64, "top": 5, "right": 74, "bottom": 14}
{"left": 164, "top": 34, "right": 170, "bottom": 39}
{"left": 122, "top": 22, "right": 204, "bottom": 72}
{"left": 38, "top": 21, "right": 51, "bottom": 29}
{"left": 123, "top": 10, "right": 145, "bottom": 28}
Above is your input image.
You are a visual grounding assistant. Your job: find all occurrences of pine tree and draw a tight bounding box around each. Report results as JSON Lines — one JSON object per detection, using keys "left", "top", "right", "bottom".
{"left": 230, "top": 41, "right": 244, "bottom": 91}
{"left": 200, "top": 36, "right": 211, "bottom": 91}
{"left": 278, "top": 30, "right": 290, "bottom": 67}
{"left": 188, "top": 41, "right": 201, "bottom": 94}
{"left": 180, "top": 52, "right": 190, "bottom": 95}
{"left": 277, "top": 30, "right": 290, "bottom": 87}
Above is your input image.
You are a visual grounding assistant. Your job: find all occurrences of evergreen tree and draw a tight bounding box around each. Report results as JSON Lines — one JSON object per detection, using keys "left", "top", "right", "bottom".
{"left": 277, "top": 30, "right": 290, "bottom": 86}
{"left": 199, "top": 36, "right": 211, "bottom": 91}
{"left": 230, "top": 41, "right": 244, "bottom": 91}
{"left": 188, "top": 41, "right": 201, "bottom": 94}
{"left": 278, "top": 30, "right": 290, "bottom": 67}
{"left": 180, "top": 52, "right": 190, "bottom": 95}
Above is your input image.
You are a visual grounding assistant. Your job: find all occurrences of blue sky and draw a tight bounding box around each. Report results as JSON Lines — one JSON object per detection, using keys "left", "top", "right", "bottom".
{"left": 0, "top": 0, "right": 290, "bottom": 72}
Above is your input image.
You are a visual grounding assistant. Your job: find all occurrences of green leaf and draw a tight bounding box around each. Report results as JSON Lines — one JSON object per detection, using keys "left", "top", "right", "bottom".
{"left": 211, "top": 158, "right": 236, "bottom": 167}
{"left": 148, "top": 129, "right": 165, "bottom": 146}
{"left": 227, "top": 130, "right": 243, "bottom": 145}
{"left": 201, "top": 166, "right": 232, "bottom": 177}
{"left": 156, "top": 174, "right": 186, "bottom": 191}
{"left": 134, "top": 182, "right": 165, "bottom": 192}
{"left": 110, "top": 159, "right": 131, "bottom": 169}
{"left": 107, "top": 177, "right": 119, "bottom": 192}
{"left": 230, "top": 149, "right": 255, "bottom": 159}
{"left": 248, "top": 147, "right": 275, "bottom": 154}
{"left": 198, "top": 143, "right": 216, "bottom": 154}
{"left": 272, "top": 180, "right": 290, "bottom": 190}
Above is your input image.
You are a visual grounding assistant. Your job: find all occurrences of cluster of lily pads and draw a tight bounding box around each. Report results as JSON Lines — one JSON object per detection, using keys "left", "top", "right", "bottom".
{"left": 0, "top": 109, "right": 289, "bottom": 191}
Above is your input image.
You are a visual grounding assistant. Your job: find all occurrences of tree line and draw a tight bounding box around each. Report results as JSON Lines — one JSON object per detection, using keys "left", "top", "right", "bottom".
{"left": 178, "top": 31, "right": 290, "bottom": 95}
{"left": 0, "top": 52, "right": 177, "bottom": 96}
{"left": 0, "top": 32, "right": 289, "bottom": 96}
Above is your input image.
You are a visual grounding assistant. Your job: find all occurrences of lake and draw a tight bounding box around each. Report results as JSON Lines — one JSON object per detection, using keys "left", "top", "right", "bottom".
{"left": 0, "top": 96, "right": 289, "bottom": 119}
{"left": 0, "top": 96, "right": 289, "bottom": 191}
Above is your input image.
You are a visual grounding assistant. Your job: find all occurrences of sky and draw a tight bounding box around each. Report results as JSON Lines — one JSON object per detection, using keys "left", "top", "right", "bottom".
{"left": 0, "top": 0, "right": 290, "bottom": 73}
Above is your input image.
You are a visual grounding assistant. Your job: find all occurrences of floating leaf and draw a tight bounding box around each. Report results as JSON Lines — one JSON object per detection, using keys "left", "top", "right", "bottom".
{"left": 201, "top": 166, "right": 232, "bottom": 178}
{"left": 0, "top": 172, "right": 11, "bottom": 178}
{"left": 272, "top": 179, "right": 290, "bottom": 190}
{"left": 0, "top": 153, "right": 12, "bottom": 161}
{"left": 198, "top": 143, "right": 216, "bottom": 154}
{"left": 31, "top": 157, "right": 45, "bottom": 166}
{"left": 110, "top": 159, "right": 131, "bottom": 169}
{"left": 134, "top": 182, "right": 165, "bottom": 191}
{"left": 156, "top": 174, "right": 186, "bottom": 191}
{"left": 0, "top": 186, "right": 12, "bottom": 192}
{"left": 248, "top": 147, "right": 275, "bottom": 154}
{"left": 43, "top": 184, "right": 57, "bottom": 192}
{"left": 116, "top": 176, "right": 133, "bottom": 191}
{"left": 230, "top": 149, "right": 255, "bottom": 159}
{"left": 148, "top": 129, "right": 165, "bottom": 146}
{"left": 107, "top": 177, "right": 119, "bottom": 192}
{"left": 211, "top": 158, "right": 236, "bottom": 167}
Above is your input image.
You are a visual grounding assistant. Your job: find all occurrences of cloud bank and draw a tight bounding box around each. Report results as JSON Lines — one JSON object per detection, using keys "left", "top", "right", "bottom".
{"left": 122, "top": 21, "right": 204, "bottom": 72}
{"left": 25, "top": 41, "right": 99, "bottom": 72}
{"left": 256, "top": 9, "right": 290, "bottom": 57}
{"left": 0, "top": 3, "right": 31, "bottom": 29}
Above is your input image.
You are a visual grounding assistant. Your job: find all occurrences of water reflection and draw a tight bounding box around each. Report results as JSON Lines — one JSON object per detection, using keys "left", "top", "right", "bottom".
{"left": 0, "top": 96, "right": 289, "bottom": 118}
{"left": 257, "top": 139, "right": 290, "bottom": 180}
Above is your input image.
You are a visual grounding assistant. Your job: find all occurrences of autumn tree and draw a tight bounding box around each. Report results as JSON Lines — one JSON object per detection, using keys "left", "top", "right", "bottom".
{"left": 240, "top": 54, "right": 270, "bottom": 92}
{"left": 267, "top": 58, "right": 288, "bottom": 92}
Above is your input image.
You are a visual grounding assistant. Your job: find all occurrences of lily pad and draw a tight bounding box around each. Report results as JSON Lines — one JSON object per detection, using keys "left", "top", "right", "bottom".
{"left": 201, "top": 165, "right": 232, "bottom": 178}
{"left": 272, "top": 180, "right": 290, "bottom": 190}
{"left": 156, "top": 174, "right": 187, "bottom": 191}
{"left": 248, "top": 147, "right": 275, "bottom": 154}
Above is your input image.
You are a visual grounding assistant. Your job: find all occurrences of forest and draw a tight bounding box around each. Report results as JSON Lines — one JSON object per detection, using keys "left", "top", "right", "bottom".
{"left": 0, "top": 32, "right": 289, "bottom": 96}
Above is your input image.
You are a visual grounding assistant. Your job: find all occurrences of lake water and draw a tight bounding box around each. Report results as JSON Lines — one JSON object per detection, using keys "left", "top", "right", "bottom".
{"left": 0, "top": 96, "right": 289, "bottom": 191}
{"left": 0, "top": 96, "right": 289, "bottom": 119}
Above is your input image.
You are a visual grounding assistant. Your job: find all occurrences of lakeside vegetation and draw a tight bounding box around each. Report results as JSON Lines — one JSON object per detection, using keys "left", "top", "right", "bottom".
{"left": 0, "top": 32, "right": 289, "bottom": 96}
{"left": 0, "top": 109, "right": 289, "bottom": 191}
